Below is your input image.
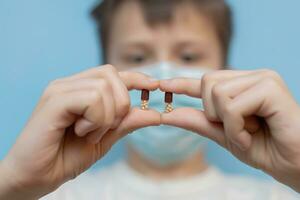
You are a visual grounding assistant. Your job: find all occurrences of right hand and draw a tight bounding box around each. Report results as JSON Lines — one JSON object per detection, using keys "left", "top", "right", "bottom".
{"left": 0, "top": 65, "right": 160, "bottom": 199}
{"left": 160, "top": 69, "right": 300, "bottom": 192}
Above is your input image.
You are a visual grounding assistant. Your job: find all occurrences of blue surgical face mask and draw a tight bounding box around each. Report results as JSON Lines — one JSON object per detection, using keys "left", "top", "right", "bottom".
{"left": 126, "top": 62, "right": 211, "bottom": 166}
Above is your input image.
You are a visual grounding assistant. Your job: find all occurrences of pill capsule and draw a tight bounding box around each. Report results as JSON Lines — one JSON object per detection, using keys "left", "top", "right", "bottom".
{"left": 141, "top": 89, "right": 150, "bottom": 110}
{"left": 164, "top": 92, "right": 173, "bottom": 113}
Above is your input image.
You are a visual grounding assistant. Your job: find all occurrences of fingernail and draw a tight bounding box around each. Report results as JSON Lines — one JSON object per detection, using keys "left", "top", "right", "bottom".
{"left": 235, "top": 131, "right": 251, "bottom": 151}
{"left": 75, "top": 119, "right": 96, "bottom": 137}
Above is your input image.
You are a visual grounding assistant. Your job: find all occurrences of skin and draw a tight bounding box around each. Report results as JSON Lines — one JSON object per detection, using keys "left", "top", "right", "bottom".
{"left": 159, "top": 70, "right": 300, "bottom": 192}
{"left": 0, "top": 66, "right": 161, "bottom": 199}
{"left": 107, "top": 1, "right": 223, "bottom": 179}
{"left": 1, "top": 1, "right": 300, "bottom": 200}
{"left": 107, "top": 1, "right": 223, "bottom": 69}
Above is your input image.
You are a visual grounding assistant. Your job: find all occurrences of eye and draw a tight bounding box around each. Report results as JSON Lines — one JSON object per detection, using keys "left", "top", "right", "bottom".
{"left": 180, "top": 53, "right": 200, "bottom": 64}
{"left": 127, "top": 54, "right": 147, "bottom": 65}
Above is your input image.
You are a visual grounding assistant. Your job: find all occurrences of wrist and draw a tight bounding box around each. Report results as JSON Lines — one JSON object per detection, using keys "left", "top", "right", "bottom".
{"left": 0, "top": 160, "right": 40, "bottom": 200}
{"left": 267, "top": 166, "right": 300, "bottom": 193}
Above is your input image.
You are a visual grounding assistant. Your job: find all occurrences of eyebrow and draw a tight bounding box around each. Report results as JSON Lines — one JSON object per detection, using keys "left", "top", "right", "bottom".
{"left": 116, "top": 35, "right": 212, "bottom": 54}
{"left": 173, "top": 39, "right": 210, "bottom": 52}
{"left": 118, "top": 40, "right": 154, "bottom": 52}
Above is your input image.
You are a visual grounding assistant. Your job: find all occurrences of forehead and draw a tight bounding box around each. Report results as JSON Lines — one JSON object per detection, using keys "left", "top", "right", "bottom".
{"left": 109, "top": 1, "right": 218, "bottom": 46}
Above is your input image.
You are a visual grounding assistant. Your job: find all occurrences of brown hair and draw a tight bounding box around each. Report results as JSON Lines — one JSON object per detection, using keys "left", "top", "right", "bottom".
{"left": 92, "top": 0, "right": 233, "bottom": 64}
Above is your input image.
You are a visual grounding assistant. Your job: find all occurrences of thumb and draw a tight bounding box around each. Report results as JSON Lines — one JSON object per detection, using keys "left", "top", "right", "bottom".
{"left": 96, "top": 107, "right": 161, "bottom": 154}
{"left": 114, "top": 107, "right": 161, "bottom": 137}
{"left": 161, "top": 107, "right": 226, "bottom": 147}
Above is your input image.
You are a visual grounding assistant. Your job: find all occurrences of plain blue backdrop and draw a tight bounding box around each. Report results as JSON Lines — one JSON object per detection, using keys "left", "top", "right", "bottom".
{"left": 1, "top": 0, "right": 300, "bottom": 180}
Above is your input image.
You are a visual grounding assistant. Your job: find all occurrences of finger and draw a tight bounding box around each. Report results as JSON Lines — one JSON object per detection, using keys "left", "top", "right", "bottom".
{"left": 229, "top": 78, "right": 282, "bottom": 119}
{"left": 209, "top": 75, "right": 265, "bottom": 149}
{"left": 74, "top": 114, "right": 104, "bottom": 138}
{"left": 55, "top": 65, "right": 115, "bottom": 82}
{"left": 88, "top": 66, "right": 130, "bottom": 128}
{"left": 222, "top": 107, "right": 252, "bottom": 151}
{"left": 202, "top": 70, "right": 258, "bottom": 122}
{"left": 54, "top": 66, "right": 158, "bottom": 124}
{"left": 56, "top": 65, "right": 159, "bottom": 92}
{"left": 215, "top": 78, "right": 283, "bottom": 150}
{"left": 244, "top": 116, "right": 261, "bottom": 134}
{"left": 159, "top": 70, "right": 254, "bottom": 123}
{"left": 40, "top": 87, "right": 114, "bottom": 143}
{"left": 159, "top": 70, "right": 254, "bottom": 96}
{"left": 42, "top": 78, "right": 111, "bottom": 102}
{"left": 211, "top": 70, "right": 280, "bottom": 101}
{"left": 161, "top": 107, "right": 226, "bottom": 147}
{"left": 210, "top": 73, "right": 264, "bottom": 126}
{"left": 119, "top": 71, "right": 159, "bottom": 91}
{"left": 94, "top": 108, "right": 161, "bottom": 156}
{"left": 48, "top": 66, "right": 131, "bottom": 128}
{"left": 74, "top": 66, "right": 159, "bottom": 127}
{"left": 110, "top": 107, "right": 161, "bottom": 138}
{"left": 210, "top": 71, "right": 287, "bottom": 150}
{"left": 210, "top": 84, "right": 252, "bottom": 150}
{"left": 160, "top": 78, "right": 202, "bottom": 98}
{"left": 85, "top": 84, "right": 116, "bottom": 143}
{"left": 46, "top": 76, "right": 121, "bottom": 139}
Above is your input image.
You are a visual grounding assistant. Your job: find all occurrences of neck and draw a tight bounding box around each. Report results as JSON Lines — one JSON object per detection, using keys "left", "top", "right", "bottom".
{"left": 127, "top": 146, "right": 209, "bottom": 180}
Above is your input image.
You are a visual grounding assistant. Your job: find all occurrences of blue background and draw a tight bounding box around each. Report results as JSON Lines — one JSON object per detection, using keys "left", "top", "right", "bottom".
{"left": 1, "top": 0, "right": 300, "bottom": 180}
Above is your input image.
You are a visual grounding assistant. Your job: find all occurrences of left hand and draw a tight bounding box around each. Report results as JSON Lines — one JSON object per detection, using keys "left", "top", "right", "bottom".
{"left": 0, "top": 65, "right": 160, "bottom": 200}
{"left": 160, "top": 69, "right": 300, "bottom": 192}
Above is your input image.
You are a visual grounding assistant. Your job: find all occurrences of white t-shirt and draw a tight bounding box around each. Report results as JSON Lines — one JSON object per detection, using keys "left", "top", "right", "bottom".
{"left": 42, "top": 161, "right": 299, "bottom": 200}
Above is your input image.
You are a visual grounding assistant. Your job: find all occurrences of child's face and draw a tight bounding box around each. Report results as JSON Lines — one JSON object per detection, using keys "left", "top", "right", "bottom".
{"left": 107, "top": 1, "right": 224, "bottom": 70}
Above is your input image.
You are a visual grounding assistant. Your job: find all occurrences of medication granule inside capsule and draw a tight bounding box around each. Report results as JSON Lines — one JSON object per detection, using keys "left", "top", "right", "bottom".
{"left": 141, "top": 89, "right": 150, "bottom": 110}
{"left": 164, "top": 92, "right": 173, "bottom": 113}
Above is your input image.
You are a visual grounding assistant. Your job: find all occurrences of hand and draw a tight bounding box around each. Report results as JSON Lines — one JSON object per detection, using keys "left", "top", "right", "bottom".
{"left": 0, "top": 65, "right": 160, "bottom": 199}
{"left": 160, "top": 69, "right": 300, "bottom": 192}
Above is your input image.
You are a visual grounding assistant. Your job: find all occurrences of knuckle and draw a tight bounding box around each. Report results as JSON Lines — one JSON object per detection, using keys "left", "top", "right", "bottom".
{"left": 202, "top": 73, "right": 213, "bottom": 85}
{"left": 43, "top": 78, "right": 65, "bottom": 99}
{"left": 260, "top": 69, "right": 282, "bottom": 81}
{"left": 89, "top": 89, "right": 102, "bottom": 104}
{"left": 211, "top": 84, "right": 225, "bottom": 98}
{"left": 119, "top": 71, "right": 129, "bottom": 79}
{"left": 118, "top": 98, "right": 130, "bottom": 116}
{"left": 102, "top": 64, "right": 118, "bottom": 74}
{"left": 43, "top": 85, "right": 59, "bottom": 99}
{"left": 99, "top": 79, "right": 111, "bottom": 92}
{"left": 202, "top": 71, "right": 223, "bottom": 83}
{"left": 91, "top": 64, "right": 117, "bottom": 75}
{"left": 223, "top": 103, "right": 235, "bottom": 116}
{"left": 202, "top": 72, "right": 220, "bottom": 93}
{"left": 261, "top": 77, "right": 282, "bottom": 98}
{"left": 204, "top": 109, "right": 219, "bottom": 122}
{"left": 44, "top": 94, "right": 62, "bottom": 108}
{"left": 92, "top": 79, "right": 105, "bottom": 89}
{"left": 262, "top": 77, "right": 278, "bottom": 89}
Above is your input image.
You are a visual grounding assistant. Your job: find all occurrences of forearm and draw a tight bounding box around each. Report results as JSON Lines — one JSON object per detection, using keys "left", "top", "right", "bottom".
{"left": 0, "top": 161, "right": 39, "bottom": 200}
